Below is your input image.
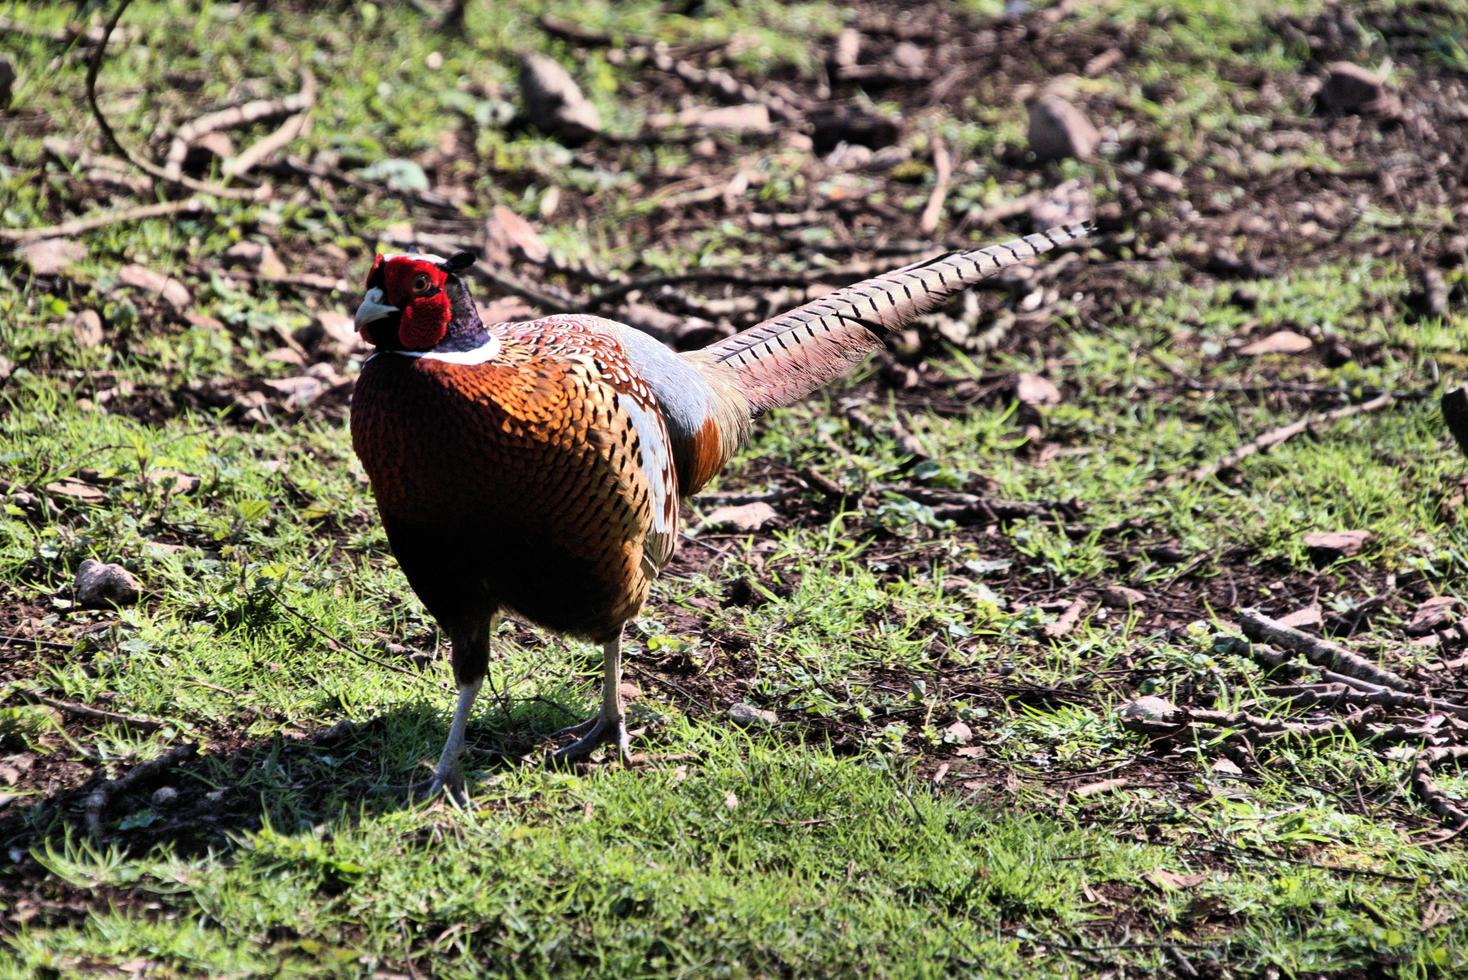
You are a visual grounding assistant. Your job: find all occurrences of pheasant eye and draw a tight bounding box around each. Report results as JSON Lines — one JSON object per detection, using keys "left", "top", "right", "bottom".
{"left": 412, "top": 274, "right": 433, "bottom": 295}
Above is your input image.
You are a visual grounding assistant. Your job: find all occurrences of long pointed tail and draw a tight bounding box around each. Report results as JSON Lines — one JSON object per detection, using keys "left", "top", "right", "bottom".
{"left": 692, "top": 222, "right": 1091, "bottom": 414}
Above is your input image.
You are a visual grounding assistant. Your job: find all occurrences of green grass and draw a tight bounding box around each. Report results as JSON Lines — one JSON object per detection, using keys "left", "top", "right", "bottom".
{"left": 4, "top": 0, "right": 1468, "bottom": 975}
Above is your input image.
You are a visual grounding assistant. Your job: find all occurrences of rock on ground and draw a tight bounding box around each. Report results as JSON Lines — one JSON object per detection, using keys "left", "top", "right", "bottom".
{"left": 518, "top": 52, "right": 601, "bottom": 142}
{"left": 74, "top": 558, "right": 141, "bottom": 608}
{"left": 1027, "top": 95, "right": 1099, "bottom": 162}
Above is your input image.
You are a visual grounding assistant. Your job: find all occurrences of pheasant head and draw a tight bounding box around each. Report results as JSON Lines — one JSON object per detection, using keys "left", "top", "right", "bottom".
{"left": 354, "top": 251, "right": 482, "bottom": 352}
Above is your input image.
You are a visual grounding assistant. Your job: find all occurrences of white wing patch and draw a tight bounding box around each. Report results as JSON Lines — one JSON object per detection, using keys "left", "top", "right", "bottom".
{"left": 619, "top": 391, "right": 678, "bottom": 570}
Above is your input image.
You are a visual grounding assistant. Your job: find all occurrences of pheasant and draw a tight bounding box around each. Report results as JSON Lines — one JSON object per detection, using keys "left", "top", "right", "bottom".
{"left": 349, "top": 222, "right": 1090, "bottom": 795}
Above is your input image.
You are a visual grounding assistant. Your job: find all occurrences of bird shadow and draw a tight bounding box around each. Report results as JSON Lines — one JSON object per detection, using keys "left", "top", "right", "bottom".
{"left": 0, "top": 684, "right": 595, "bottom": 898}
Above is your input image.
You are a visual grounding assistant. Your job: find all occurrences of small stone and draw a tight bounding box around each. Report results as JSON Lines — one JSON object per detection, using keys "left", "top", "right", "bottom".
{"left": 74, "top": 558, "right": 141, "bottom": 609}
{"left": 1101, "top": 586, "right": 1146, "bottom": 609}
{"left": 700, "top": 502, "right": 778, "bottom": 533}
{"left": 1119, "top": 695, "right": 1177, "bottom": 724}
{"left": 20, "top": 238, "right": 85, "bottom": 277}
{"left": 1239, "top": 330, "right": 1313, "bottom": 356}
{"left": 1303, "top": 530, "right": 1372, "bottom": 564}
{"left": 71, "top": 309, "right": 104, "bottom": 348}
{"left": 1319, "top": 62, "right": 1388, "bottom": 113}
{"left": 1229, "top": 286, "right": 1259, "bottom": 311}
{"left": 1026, "top": 95, "right": 1099, "bottom": 162}
{"left": 727, "top": 703, "right": 778, "bottom": 728}
{"left": 1442, "top": 388, "right": 1468, "bottom": 456}
{"left": 150, "top": 786, "right": 179, "bottom": 807}
{"left": 116, "top": 265, "right": 191, "bottom": 311}
{"left": 223, "top": 240, "right": 287, "bottom": 279}
{"left": 1407, "top": 596, "right": 1460, "bottom": 636}
{"left": 891, "top": 42, "right": 927, "bottom": 73}
{"left": 518, "top": 52, "right": 601, "bottom": 142}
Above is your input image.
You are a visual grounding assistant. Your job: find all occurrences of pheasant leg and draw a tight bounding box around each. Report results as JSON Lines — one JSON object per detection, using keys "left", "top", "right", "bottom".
{"left": 427, "top": 677, "right": 482, "bottom": 799}
{"left": 551, "top": 635, "right": 632, "bottom": 764}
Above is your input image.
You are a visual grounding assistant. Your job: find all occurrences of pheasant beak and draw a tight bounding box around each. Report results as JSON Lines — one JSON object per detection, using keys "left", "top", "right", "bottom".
{"left": 354, "top": 287, "right": 400, "bottom": 337}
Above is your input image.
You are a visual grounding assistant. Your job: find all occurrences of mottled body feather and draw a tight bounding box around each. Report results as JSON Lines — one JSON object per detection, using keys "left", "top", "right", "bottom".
{"left": 352, "top": 316, "right": 685, "bottom": 643}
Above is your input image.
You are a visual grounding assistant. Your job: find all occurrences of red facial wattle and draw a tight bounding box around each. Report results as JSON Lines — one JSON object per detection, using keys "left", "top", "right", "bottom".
{"left": 399, "top": 289, "right": 450, "bottom": 348}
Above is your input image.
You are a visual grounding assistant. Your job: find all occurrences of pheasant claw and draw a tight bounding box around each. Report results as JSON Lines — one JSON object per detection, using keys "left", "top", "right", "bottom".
{"left": 550, "top": 711, "right": 632, "bottom": 766}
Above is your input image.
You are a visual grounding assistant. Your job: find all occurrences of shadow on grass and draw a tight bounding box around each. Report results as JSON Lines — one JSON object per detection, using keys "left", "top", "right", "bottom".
{"left": 0, "top": 686, "right": 593, "bottom": 894}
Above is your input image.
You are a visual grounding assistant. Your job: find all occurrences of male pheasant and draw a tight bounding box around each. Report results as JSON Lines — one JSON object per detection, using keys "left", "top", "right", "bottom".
{"left": 349, "top": 222, "right": 1090, "bottom": 795}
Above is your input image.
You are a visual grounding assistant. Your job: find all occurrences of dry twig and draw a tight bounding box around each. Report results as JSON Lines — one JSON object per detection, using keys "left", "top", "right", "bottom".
{"left": 0, "top": 197, "right": 207, "bottom": 243}
{"left": 85, "top": 742, "right": 197, "bottom": 839}
{"left": 163, "top": 71, "right": 317, "bottom": 181}
{"left": 919, "top": 134, "right": 953, "bottom": 235}
{"left": 1412, "top": 745, "right": 1468, "bottom": 834}
{"left": 1238, "top": 608, "right": 1413, "bottom": 691}
{"left": 1182, "top": 393, "right": 1396, "bottom": 484}
{"left": 21, "top": 690, "right": 165, "bottom": 732}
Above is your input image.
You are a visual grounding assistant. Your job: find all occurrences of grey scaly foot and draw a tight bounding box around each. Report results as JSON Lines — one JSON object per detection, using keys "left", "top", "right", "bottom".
{"left": 551, "top": 710, "right": 632, "bottom": 765}
{"left": 549, "top": 633, "right": 633, "bottom": 765}
{"left": 423, "top": 677, "right": 481, "bottom": 803}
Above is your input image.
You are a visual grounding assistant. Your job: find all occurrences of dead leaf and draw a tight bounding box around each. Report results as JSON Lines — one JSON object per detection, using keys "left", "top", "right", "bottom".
{"left": 1239, "top": 330, "right": 1312, "bottom": 356}
{"left": 700, "top": 502, "right": 779, "bottom": 533}
{"left": 1100, "top": 585, "right": 1145, "bottom": 609}
{"left": 1276, "top": 603, "right": 1323, "bottom": 629}
{"left": 484, "top": 205, "right": 549, "bottom": 266}
{"left": 223, "top": 240, "right": 287, "bottom": 279}
{"left": 21, "top": 238, "right": 85, "bottom": 277}
{"left": 1408, "top": 596, "right": 1461, "bottom": 636}
{"left": 1015, "top": 372, "right": 1062, "bottom": 407}
{"left": 1146, "top": 869, "right": 1208, "bottom": 892}
{"left": 117, "top": 265, "right": 191, "bottom": 311}
{"left": 45, "top": 477, "right": 107, "bottom": 505}
{"left": 944, "top": 720, "right": 973, "bottom": 745}
{"left": 1303, "top": 530, "right": 1372, "bottom": 563}
{"left": 71, "top": 309, "right": 104, "bottom": 347}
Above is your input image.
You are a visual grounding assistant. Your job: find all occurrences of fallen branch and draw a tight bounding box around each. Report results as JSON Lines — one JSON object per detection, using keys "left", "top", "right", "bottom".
{"left": 163, "top": 70, "right": 317, "bottom": 181}
{"left": 85, "top": 742, "right": 197, "bottom": 839}
{"left": 21, "top": 691, "right": 165, "bottom": 732}
{"left": 1238, "top": 607, "right": 1413, "bottom": 691}
{"left": 1256, "top": 680, "right": 1468, "bottom": 722}
{"left": 1182, "top": 393, "right": 1396, "bottom": 484}
{"left": 1412, "top": 745, "right": 1468, "bottom": 833}
{"left": 0, "top": 198, "right": 207, "bottom": 243}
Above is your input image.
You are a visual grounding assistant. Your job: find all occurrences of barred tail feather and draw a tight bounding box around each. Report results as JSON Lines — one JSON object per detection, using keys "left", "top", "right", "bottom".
{"left": 694, "top": 222, "right": 1091, "bottom": 414}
